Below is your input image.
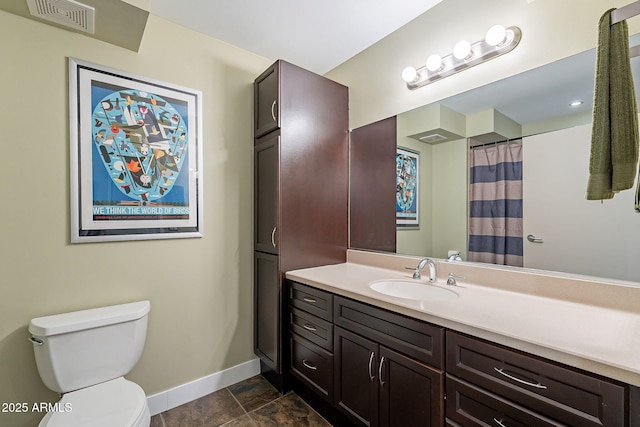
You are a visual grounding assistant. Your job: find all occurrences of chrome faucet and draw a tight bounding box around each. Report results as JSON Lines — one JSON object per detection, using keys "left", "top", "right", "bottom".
{"left": 406, "top": 258, "right": 437, "bottom": 282}
{"left": 447, "top": 250, "right": 462, "bottom": 262}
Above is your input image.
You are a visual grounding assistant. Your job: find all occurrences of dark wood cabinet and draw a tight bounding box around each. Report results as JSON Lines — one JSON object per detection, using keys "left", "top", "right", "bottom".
{"left": 334, "top": 327, "right": 444, "bottom": 427}
{"left": 333, "top": 296, "right": 445, "bottom": 427}
{"left": 446, "top": 331, "right": 627, "bottom": 427}
{"left": 254, "top": 64, "right": 279, "bottom": 138}
{"left": 288, "top": 282, "right": 335, "bottom": 402}
{"left": 446, "top": 376, "right": 563, "bottom": 427}
{"left": 334, "top": 326, "right": 380, "bottom": 426}
{"left": 349, "top": 116, "right": 397, "bottom": 253}
{"left": 254, "top": 252, "right": 279, "bottom": 371}
{"left": 253, "top": 60, "right": 348, "bottom": 389}
{"left": 379, "top": 345, "right": 443, "bottom": 427}
{"left": 255, "top": 133, "right": 279, "bottom": 254}
{"left": 287, "top": 282, "right": 639, "bottom": 427}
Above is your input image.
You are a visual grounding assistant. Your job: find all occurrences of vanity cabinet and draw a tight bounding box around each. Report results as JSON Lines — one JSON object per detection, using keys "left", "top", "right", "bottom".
{"left": 286, "top": 281, "right": 640, "bottom": 427}
{"left": 287, "top": 280, "right": 445, "bottom": 427}
{"left": 289, "top": 282, "right": 334, "bottom": 402}
{"left": 334, "top": 296, "right": 445, "bottom": 427}
{"left": 445, "top": 331, "right": 626, "bottom": 427}
{"left": 253, "top": 60, "right": 348, "bottom": 389}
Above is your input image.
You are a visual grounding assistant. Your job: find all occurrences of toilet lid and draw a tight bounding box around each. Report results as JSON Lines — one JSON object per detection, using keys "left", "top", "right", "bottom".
{"left": 39, "top": 377, "right": 148, "bottom": 427}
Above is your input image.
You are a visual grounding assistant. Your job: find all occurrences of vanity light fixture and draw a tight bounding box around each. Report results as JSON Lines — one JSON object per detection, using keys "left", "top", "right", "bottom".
{"left": 402, "top": 25, "right": 522, "bottom": 90}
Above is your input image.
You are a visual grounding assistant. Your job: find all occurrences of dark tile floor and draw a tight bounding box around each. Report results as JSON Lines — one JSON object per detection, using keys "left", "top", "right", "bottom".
{"left": 150, "top": 375, "right": 332, "bottom": 426}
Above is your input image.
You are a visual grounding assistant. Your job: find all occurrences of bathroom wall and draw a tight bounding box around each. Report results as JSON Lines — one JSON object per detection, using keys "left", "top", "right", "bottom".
{"left": 395, "top": 113, "right": 467, "bottom": 260}
{"left": 327, "top": 0, "right": 640, "bottom": 129}
{"left": 0, "top": 11, "right": 271, "bottom": 427}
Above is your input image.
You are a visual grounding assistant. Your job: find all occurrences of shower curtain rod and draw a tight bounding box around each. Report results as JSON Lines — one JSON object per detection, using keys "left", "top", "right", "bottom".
{"left": 469, "top": 138, "right": 522, "bottom": 149}
{"left": 612, "top": 0, "right": 640, "bottom": 25}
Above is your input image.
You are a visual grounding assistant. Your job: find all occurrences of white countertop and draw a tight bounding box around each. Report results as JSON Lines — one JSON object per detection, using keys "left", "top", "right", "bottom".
{"left": 285, "top": 251, "right": 640, "bottom": 387}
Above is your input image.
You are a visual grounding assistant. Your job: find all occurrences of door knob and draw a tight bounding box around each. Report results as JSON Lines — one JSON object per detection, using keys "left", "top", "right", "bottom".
{"left": 527, "top": 234, "right": 543, "bottom": 243}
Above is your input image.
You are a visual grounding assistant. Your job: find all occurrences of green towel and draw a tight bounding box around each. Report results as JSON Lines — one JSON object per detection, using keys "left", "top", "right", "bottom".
{"left": 586, "top": 8, "right": 639, "bottom": 201}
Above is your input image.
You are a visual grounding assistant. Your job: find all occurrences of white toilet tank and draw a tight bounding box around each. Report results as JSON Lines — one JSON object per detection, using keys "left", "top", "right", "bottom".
{"left": 29, "top": 301, "right": 150, "bottom": 394}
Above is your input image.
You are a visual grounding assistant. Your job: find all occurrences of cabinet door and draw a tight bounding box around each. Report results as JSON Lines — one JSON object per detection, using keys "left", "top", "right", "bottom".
{"left": 349, "top": 116, "right": 397, "bottom": 253}
{"left": 254, "top": 62, "right": 279, "bottom": 138}
{"left": 254, "top": 251, "right": 280, "bottom": 372}
{"left": 255, "top": 134, "right": 279, "bottom": 254}
{"left": 379, "top": 346, "right": 444, "bottom": 427}
{"left": 334, "top": 326, "right": 379, "bottom": 427}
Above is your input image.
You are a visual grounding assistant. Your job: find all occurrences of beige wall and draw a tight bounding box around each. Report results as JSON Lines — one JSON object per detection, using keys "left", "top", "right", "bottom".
{"left": 327, "top": 0, "right": 640, "bottom": 129}
{"left": 396, "top": 118, "right": 433, "bottom": 257}
{"left": 0, "top": 11, "right": 271, "bottom": 427}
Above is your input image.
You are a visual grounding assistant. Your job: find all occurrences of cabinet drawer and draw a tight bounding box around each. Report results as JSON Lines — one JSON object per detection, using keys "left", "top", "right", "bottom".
{"left": 289, "top": 281, "right": 333, "bottom": 321}
{"left": 446, "top": 331, "right": 626, "bottom": 427}
{"left": 334, "top": 296, "right": 444, "bottom": 368}
{"left": 446, "top": 376, "right": 563, "bottom": 427}
{"left": 290, "top": 307, "right": 333, "bottom": 351}
{"left": 290, "top": 333, "right": 333, "bottom": 402}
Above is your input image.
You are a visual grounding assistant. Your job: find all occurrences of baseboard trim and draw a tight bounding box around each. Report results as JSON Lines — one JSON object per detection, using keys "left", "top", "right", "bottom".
{"left": 146, "top": 358, "right": 261, "bottom": 416}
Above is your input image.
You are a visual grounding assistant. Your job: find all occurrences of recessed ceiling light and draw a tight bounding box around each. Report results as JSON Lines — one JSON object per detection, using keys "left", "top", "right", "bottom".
{"left": 569, "top": 100, "right": 584, "bottom": 107}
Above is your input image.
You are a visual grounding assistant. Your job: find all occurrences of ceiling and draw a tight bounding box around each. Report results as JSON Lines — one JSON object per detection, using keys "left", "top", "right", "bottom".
{"left": 147, "top": 0, "right": 639, "bottom": 128}
{"left": 4, "top": 0, "right": 637, "bottom": 128}
{"left": 149, "top": 0, "right": 444, "bottom": 75}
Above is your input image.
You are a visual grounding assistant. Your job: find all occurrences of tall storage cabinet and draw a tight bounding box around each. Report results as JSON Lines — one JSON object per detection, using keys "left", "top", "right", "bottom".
{"left": 253, "top": 60, "right": 349, "bottom": 389}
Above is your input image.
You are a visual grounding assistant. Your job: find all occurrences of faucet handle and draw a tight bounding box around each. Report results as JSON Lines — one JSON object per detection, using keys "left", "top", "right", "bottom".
{"left": 405, "top": 266, "right": 421, "bottom": 279}
{"left": 447, "top": 273, "right": 464, "bottom": 286}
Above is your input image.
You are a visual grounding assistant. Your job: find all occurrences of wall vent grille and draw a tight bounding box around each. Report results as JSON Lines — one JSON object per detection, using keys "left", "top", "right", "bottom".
{"left": 26, "top": 0, "right": 95, "bottom": 34}
{"left": 419, "top": 133, "right": 448, "bottom": 143}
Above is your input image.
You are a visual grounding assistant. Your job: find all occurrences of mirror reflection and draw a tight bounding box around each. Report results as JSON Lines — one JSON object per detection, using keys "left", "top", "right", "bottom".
{"left": 352, "top": 35, "right": 640, "bottom": 283}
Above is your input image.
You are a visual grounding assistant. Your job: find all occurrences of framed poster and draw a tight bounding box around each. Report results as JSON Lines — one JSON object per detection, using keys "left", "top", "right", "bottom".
{"left": 69, "top": 58, "right": 203, "bottom": 243}
{"left": 396, "top": 146, "right": 419, "bottom": 228}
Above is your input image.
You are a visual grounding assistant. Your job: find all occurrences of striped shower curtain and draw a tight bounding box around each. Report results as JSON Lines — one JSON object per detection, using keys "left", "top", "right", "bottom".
{"left": 468, "top": 142, "right": 523, "bottom": 267}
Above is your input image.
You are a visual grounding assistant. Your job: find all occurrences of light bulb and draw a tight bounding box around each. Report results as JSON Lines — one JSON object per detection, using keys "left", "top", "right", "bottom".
{"left": 402, "top": 66, "right": 418, "bottom": 83}
{"left": 453, "top": 40, "right": 472, "bottom": 60}
{"left": 426, "top": 54, "right": 442, "bottom": 72}
{"left": 485, "top": 25, "right": 507, "bottom": 46}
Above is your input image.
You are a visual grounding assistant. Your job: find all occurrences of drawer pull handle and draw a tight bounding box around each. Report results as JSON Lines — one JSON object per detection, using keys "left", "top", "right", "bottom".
{"left": 378, "top": 356, "right": 386, "bottom": 387}
{"left": 302, "top": 360, "right": 317, "bottom": 370}
{"left": 302, "top": 323, "right": 317, "bottom": 332}
{"left": 302, "top": 297, "right": 317, "bottom": 304}
{"left": 494, "top": 418, "right": 507, "bottom": 427}
{"left": 271, "top": 100, "right": 278, "bottom": 122}
{"left": 271, "top": 227, "right": 277, "bottom": 248}
{"left": 368, "top": 352, "right": 375, "bottom": 382}
{"left": 494, "top": 367, "right": 548, "bottom": 390}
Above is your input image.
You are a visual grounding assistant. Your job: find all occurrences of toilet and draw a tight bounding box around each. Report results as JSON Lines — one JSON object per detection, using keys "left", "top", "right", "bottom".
{"left": 29, "top": 300, "right": 151, "bottom": 427}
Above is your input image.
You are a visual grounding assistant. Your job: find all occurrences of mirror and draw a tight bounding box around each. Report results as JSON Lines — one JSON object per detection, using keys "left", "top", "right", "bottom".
{"left": 351, "top": 34, "right": 640, "bottom": 283}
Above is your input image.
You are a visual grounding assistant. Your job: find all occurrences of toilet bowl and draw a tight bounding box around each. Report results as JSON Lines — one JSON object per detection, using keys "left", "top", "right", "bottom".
{"left": 37, "top": 378, "right": 149, "bottom": 427}
{"left": 29, "top": 301, "right": 151, "bottom": 427}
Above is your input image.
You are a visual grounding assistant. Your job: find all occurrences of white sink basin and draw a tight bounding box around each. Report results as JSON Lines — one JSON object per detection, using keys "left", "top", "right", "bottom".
{"left": 369, "top": 280, "right": 458, "bottom": 301}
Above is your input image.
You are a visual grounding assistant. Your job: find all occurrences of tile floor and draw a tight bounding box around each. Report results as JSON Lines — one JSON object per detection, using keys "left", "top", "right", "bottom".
{"left": 150, "top": 375, "right": 332, "bottom": 426}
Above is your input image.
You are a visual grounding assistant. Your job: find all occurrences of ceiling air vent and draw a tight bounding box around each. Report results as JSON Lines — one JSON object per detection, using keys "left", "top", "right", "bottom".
{"left": 419, "top": 133, "right": 448, "bottom": 143}
{"left": 26, "top": 0, "right": 95, "bottom": 34}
